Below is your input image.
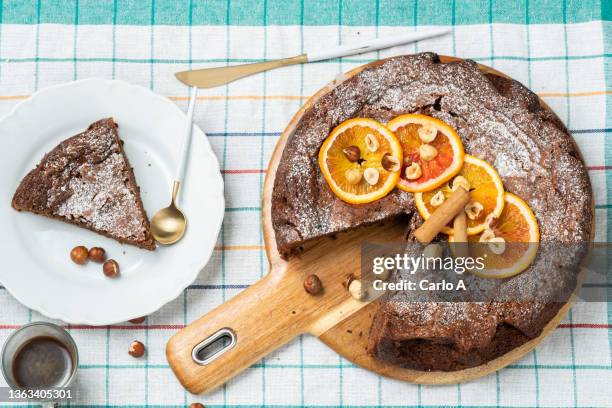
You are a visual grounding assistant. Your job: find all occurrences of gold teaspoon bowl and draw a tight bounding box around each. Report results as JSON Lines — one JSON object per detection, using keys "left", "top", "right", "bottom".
{"left": 151, "top": 181, "right": 186, "bottom": 245}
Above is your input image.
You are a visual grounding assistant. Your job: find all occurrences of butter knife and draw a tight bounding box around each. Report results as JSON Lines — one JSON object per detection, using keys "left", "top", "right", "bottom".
{"left": 175, "top": 28, "right": 450, "bottom": 89}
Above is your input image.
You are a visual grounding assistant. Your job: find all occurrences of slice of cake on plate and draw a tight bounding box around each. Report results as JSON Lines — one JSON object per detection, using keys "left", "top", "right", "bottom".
{"left": 12, "top": 118, "right": 156, "bottom": 250}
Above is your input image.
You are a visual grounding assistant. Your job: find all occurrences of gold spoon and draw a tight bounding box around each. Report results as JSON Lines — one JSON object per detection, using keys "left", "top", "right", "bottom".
{"left": 151, "top": 86, "right": 198, "bottom": 244}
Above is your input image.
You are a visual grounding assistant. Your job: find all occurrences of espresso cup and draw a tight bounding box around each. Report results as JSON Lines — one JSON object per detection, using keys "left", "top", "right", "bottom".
{"left": 1, "top": 322, "right": 79, "bottom": 397}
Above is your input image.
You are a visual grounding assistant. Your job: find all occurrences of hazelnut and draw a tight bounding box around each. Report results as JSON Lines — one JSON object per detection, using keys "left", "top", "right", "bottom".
{"left": 365, "top": 133, "right": 379, "bottom": 152}
{"left": 419, "top": 144, "right": 438, "bottom": 161}
{"left": 348, "top": 279, "right": 367, "bottom": 300}
{"left": 465, "top": 201, "right": 484, "bottom": 220}
{"left": 487, "top": 237, "right": 506, "bottom": 255}
{"left": 88, "top": 247, "right": 106, "bottom": 263}
{"left": 418, "top": 124, "right": 438, "bottom": 143}
{"left": 129, "top": 316, "right": 146, "bottom": 324}
{"left": 189, "top": 404, "right": 205, "bottom": 408}
{"left": 343, "top": 273, "right": 356, "bottom": 289}
{"left": 452, "top": 176, "right": 470, "bottom": 191}
{"left": 128, "top": 340, "right": 145, "bottom": 358}
{"left": 381, "top": 154, "right": 400, "bottom": 172}
{"left": 303, "top": 274, "right": 323, "bottom": 295}
{"left": 479, "top": 229, "right": 496, "bottom": 243}
{"left": 342, "top": 145, "right": 361, "bottom": 162}
{"left": 430, "top": 191, "right": 445, "bottom": 207}
{"left": 363, "top": 168, "right": 380, "bottom": 185}
{"left": 70, "top": 246, "right": 89, "bottom": 265}
{"left": 373, "top": 267, "right": 391, "bottom": 281}
{"left": 423, "top": 243, "right": 443, "bottom": 260}
{"left": 345, "top": 168, "right": 362, "bottom": 185}
{"left": 103, "top": 259, "right": 120, "bottom": 278}
{"left": 404, "top": 162, "right": 422, "bottom": 180}
{"left": 485, "top": 213, "right": 498, "bottom": 228}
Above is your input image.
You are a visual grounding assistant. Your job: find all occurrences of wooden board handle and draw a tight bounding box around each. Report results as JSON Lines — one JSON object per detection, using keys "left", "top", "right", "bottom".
{"left": 166, "top": 269, "right": 307, "bottom": 394}
{"left": 166, "top": 222, "right": 409, "bottom": 394}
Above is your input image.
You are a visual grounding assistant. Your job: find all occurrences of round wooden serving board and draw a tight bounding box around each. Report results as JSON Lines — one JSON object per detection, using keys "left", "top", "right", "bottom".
{"left": 166, "top": 56, "right": 589, "bottom": 395}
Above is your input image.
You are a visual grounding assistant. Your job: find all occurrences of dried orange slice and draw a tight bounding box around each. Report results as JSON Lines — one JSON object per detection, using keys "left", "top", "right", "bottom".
{"left": 415, "top": 155, "right": 504, "bottom": 235}
{"left": 450, "top": 193, "right": 539, "bottom": 279}
{"left": 319, "top": 118, "right": 403, "bottom": 204}
{"left": 387, "top": 114, "right": 464, "bottom": 192}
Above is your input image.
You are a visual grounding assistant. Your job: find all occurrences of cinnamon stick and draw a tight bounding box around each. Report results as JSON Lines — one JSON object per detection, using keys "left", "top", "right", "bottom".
{"left": 414, "top": 187, "right": 470, "bottom": 244}
{"left": 451, "top": 210, "right": 469, "bottom": 258}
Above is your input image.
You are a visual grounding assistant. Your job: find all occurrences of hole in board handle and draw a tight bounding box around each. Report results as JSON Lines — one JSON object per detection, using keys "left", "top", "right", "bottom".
{"left": 191, "top": 328, "right": 237, "bottom": 365}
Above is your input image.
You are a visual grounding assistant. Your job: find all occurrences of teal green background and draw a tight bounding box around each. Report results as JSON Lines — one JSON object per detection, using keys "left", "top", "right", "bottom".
{"left": 0, "top": 0, "right": 605, "bottom": 26}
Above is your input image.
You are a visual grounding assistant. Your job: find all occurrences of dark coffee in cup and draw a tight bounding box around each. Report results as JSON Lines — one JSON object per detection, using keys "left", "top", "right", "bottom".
{"left": 11, "top": 336, "right": 74, "bottom": 388}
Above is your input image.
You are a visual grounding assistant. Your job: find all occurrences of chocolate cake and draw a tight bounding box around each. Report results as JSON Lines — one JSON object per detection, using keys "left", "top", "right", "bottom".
{"left": 12, "top": 118, "right": 156, "bottom": 250}
{"left": 271, "top": 53, "right": 592, "bottom": 370}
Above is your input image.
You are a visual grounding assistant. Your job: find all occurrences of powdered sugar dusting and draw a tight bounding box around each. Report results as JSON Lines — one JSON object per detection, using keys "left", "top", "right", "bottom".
{"left": 56, "top": 153, "right": 146, "bottom": 240}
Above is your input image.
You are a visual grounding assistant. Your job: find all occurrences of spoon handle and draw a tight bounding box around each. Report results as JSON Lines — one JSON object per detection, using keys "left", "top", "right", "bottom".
{"left": 174, "top": 86, "right": 198, "bottom": 195}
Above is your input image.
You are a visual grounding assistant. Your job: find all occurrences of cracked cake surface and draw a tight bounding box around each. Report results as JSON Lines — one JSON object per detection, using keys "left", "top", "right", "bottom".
{"left": 12, "top": 118, "right": 156, "bottom": 250}
{"left": 271, "top": 53, "right": 592, "bottom": 370}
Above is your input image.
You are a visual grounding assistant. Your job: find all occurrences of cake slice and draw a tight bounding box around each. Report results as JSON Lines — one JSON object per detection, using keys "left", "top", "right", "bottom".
{"left": 12, "top": 118, "right": 156, "bottom": 250}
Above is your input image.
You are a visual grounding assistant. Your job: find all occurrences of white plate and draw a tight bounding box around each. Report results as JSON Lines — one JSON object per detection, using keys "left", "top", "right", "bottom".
{"left": 0, "top": 79, "right": 224, "bottom": 325}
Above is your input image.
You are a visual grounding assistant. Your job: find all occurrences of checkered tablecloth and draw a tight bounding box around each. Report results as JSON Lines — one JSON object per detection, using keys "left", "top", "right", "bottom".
{"left": 0, "top": 1, "right": 610, "bottom": 407}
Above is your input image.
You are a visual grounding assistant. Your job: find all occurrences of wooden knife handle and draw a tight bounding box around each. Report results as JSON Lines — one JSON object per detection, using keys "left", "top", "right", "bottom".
{"left": 166, "top": 269, "right": 307, "bottom": 395}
